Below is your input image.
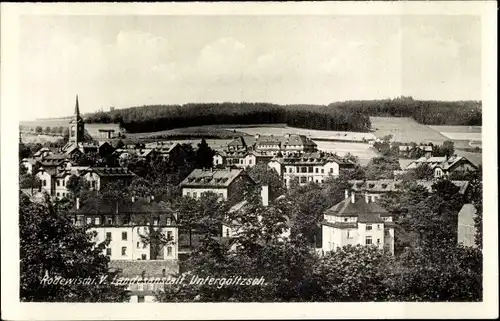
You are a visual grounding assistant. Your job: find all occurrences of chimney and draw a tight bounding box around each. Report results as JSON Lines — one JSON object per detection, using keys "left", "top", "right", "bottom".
{"left": 261, "top": 185, "right": 269, "bottom": 207}
{"left": 351, "top": 192, "right": 355, "bottom": 203}
{"left": 365, "top": 192, "right": 369, "bottom": 203}
{"left": 76, "top": 197, "right": 80, "bottom": 210}
{"left": 151, "top": 195, "right": 154, "bottom": 201}
{"left": 345, "top": 190, "right": 349, "bottom": 199}
{"left": 132, "top": 196, "right": 135, "bottom": 203}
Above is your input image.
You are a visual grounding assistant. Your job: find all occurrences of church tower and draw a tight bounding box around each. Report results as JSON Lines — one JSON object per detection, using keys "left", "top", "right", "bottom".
{"left": 69, "top": 95, "right": 85, "bottom": 144}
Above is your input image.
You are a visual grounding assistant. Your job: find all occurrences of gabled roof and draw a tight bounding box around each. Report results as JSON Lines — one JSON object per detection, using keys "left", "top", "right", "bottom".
{"left": 349, "top": 179, "right": 470, "bottom": 195}
{"left": 324, "top": 197, "right": 389, "bottom": 217}
{"left": 110, "top": 260, "right": 179, "bottom": 278}
{"left": 180, "top": 168, "right": 252, "bottom": 188}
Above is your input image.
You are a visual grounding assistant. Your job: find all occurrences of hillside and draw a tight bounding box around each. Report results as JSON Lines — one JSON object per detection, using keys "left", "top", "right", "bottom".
{"left": 81, "top": 98, "right": 481, "bottom": 134}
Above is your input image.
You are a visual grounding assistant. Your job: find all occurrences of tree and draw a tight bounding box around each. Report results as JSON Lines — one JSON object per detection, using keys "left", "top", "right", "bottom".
{"left": 247, "top": 163, "right": 286, "bottom": 200}
{"left": 312, "top": 245, "right": 392, "bottom": 301}
{"left": 35, "top": 126, "right": 43, "bottom": 134}
{"left": 398, "top": 163, "right": 434, "bottom": 181}
{"left": 115, "top": 139, "right": 125, "bottom": 149}
{"left": 44, "top": 126, "right": 52, "bottom": 134}
{"left": 20, "top": 197, "right": 129, "bottom": 302}
{"left": 137, "top": 213, "right": 175, "bottom": 260}
{"left": 388, "top": 244, "right": 482, "bottom": 301}
{"left": 364, "top": 156, "right": 400, "bottom": 179}
{"left": 195, "top": 138, "right": 215, "bottom": 169}
{"left": 66, "top": 175, "right": 89, "bottom": 198}
{"left": 174, "top": 196, "right": 200, "bottom": 249}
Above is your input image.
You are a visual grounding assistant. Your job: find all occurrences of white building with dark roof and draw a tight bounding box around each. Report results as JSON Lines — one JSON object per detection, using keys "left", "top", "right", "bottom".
{"left": 322, "top": 191, "right": 395, "bottom": 255}
{"left": 180, "top": 168, "right": 255, "bottom": 201}
{"left": 82, "top": 166, "right": 137, "bottom": 191}
{"left": 268, "top": 152, "right": 355, "bottom": 187}
{"left": 405, "top": 155, "right": 478, "bottom": 178}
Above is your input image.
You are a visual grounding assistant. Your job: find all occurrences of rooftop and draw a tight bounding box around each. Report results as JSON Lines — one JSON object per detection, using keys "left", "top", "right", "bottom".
{"left": 180, "top": 168, "right": 251, "bottom": 187}
{"left": 87, "top": 167, "right": 137, "bottom": 177}
{"left": 324, "top": 196, "right": 389, "bottom": 217}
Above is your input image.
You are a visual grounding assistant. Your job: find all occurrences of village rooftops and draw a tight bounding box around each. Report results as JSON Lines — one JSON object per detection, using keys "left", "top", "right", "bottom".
{"left": 271, "top": 152, "right": 354, "bottom": 166}
{"left": 406, "top": 155, "right": 478, "bottom": 171}
{"left": 85, "top": 166, "right": 137, "bottom": 177}
{"left": 72, "top": 198, "right": 175, "bottom": 215}
{"left": 349, "top": 179, "right": 470, "bottom": 195}
{"left": 180, "top": 168, "right": 250, "bottom": 188}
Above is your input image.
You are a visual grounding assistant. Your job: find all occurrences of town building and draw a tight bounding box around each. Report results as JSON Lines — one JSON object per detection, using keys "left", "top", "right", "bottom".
{"left": 82, "top": 166, "right": 137, "bottom": 191}
{"left": 405, "top": 155, "right": 478, "bottom": 178}
{"left": 349, "top": 179, "right": 470, "bottom": 202}
{"left": 213, "top": 150, "right": 274, "bottom": 168}
{"left": 457, "top": 203, "right": 478, "bottom": 248}
{"left": 321, "top": 191, "right": 395, "bottom": 255}
{"left": 268, "top": 152, "right": 355, "bottom": 187}
{"left": 222, "top": 134, "right": 318, "bottom": 155}
{"left": 179, "top": 168, "right": 255, "bottom": 203}
{"left": 71, "top": 196, "right": 179, "bottom": 261}
{"left": 109, "top": 260, "right": 179, "bottom": 303}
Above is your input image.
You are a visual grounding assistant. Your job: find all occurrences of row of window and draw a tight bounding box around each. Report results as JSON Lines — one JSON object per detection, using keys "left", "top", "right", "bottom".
{"left": 287, "top": 167, "right": 333, "bottom": 174}
{"left": 105, "top": 246, "right": 173, "bottom": 257}
{"left": 56, "top": 192, "right": 68, "bottom": 198}
{"left": 186, "top": 191, "right": 224, "bottom": 199}
{"left": 104, "top": 230, "right": 173, "bottom": 241}
{"left": 75, "top": 217, "right": 173, "bottom": 226}
{"left": 56, "top": 180, "right": 66, "bottom": 187}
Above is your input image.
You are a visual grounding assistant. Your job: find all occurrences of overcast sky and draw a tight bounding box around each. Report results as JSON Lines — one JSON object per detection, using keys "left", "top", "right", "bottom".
{"left": 19, "top": 15, "right": 481, "bottom": 120}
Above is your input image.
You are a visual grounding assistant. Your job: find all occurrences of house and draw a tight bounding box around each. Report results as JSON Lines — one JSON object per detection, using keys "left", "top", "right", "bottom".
{"left": 405, "top": 155, "right": 478, "bottom": 178}
{"left": 33, "top": 147, "right": 53, "bottom": 160}
{"left": 53, "top": 171, "right": 73, "bottom": 199}
{"left": 71, "top": 196, "right": 179, "bottom": 261}
{"left": 144, "top": 141, "right": 186, "bottom": 164}
{"left": 221, "top": 186, "right": 291, "bottom": 248}
{"left": 349, "top": 179, "right": 470, "bottom": 202}
{"left": 457, "top": 203, "right": 478, "bottom": 248}
{"left": 82, "top": 167, "right": 137, "bottom": 191}
{"left": 109, "top": 260, "right": 179, "bottom": 303}
{"left": 213, "top": 150, "right": 274, "bottom": 168}
{"left": 321, "top": 191, "right": 395, "bottom": 255}
{"left": 20, "top": 158, "right": 36, "bottom": 174}
{"left": 223, "top": 134, "right": 318, "bottom": 156}
{"left": 179, "top": 168, "right": 255, "bottom": 203}
{"left": 268, "top": 152, "right": 355, "bottom": 187}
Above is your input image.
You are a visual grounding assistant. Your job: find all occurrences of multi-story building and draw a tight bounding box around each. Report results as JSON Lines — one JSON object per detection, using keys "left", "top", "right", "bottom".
{"left": 321, "top": 191, "right": 395, "bottom": 255}
{"left": 82, "top": 166, "right": 137, "bottom": 191}
{"left": 213, "top": 150, "right": 274, "bottom": 168}
{"left": 404, "top": 155, "right": 478, "bottom": 178}
{"left": 180, "top": 168, "right": 255, "bottom": 203}
{"left": 349, "top": 179, "right": 470, "bottom": 202}
{"left": 268, "top": 152, "right": 355, "bottom": 187}
{"left": 71, "top": 197, "right": 179, "bottom": 261}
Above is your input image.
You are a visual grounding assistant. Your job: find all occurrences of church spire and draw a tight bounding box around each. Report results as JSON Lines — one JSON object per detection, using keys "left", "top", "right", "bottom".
{"left": 75, "top": 94, "right": 80, "bottom": 117}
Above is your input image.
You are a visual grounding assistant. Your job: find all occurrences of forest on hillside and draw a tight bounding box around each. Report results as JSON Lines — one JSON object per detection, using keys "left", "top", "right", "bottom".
{"left": 84, "top": 97, "right": 481, "bottom": 134}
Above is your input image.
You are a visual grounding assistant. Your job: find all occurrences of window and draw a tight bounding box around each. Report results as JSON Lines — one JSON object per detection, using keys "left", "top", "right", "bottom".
{"left": 86, "top": 217, "right": 92, "bottom": 225}
{"left": 347, "top": 230, "right": 353, "bottom": 239}
{"left": 321, "top": 169, "right": 324, "bottom": 174}
{"left": 106, "top": 232, "right": 112, "bottom": 241}
{"left": 162, "top": 269, "right": 166, "bottom": 277}
{"left": 137, "top": 242, "right": 140, "bottom": 249}
{"left": 107, "top": 217, "right": 113, "bottom": 225}
{"left": 57, "top": 192, "right": 60, "bottom": 197}
{"left": 121, "top": 247, "right": 127, "bottom": 256}
{"left": 42, "top": 180, "right": 47, "bottom": 186}
{"left": 315, "top": 168, "right": 318, "bottom": 173}
{"left": 300, "top": 177, "right": 307, "bottom": 183}
{"left": 91, "top": 181, "right": 96, "bottom": 188}
{"left": 106, "top": 248, "right": 111, "bottom": 256}
{"left": 366, "top": 225, "right": 372, "bottom": 231}
{"left": 94, "top": 217, "right": 100, "bottom": 225}
{"left": 62, "top": 180, "right": 65, "bottom": 186}
{"left": 187, "top": 192, "right": 191, "bottom": 197}
{"left": 123, "top": 216, "right": 130, "bottom": 225}
{"left": 301, "top": 167, "right": 307, "bottom": 173}
{"left": 344, "top": 218, "right": 348, "bottom": 222}
{"left": 193, "top": 192, "right": 197, "bottom": 198}
{"left": 167, "top": 231, "right": 173, "bottom": 240}
{"left": 71, "top": 217, "right": 76, "bottom": 225}
{"left": 57, "top": 181, "right": 60, "bottom": 187}
{"left": 122, "top": 232, "right": 127, "bottom": 240}
{"left": 167, "top": 246, "right": 173, "bottom": 256}
{"left": 377, "top": 224, "right": 381, "bottom": 230}
{"left": 226, "top": 229, "right": 229, "bottom": 237}
{"left": 365, "top": 236, "right": 372, "bottom": 245}
{"left": 384, "top": 230, "right": 390, "bottom": 237}
{"left": 248, "top": 159, "right": 252, "bottom": 165}
{"left": 308, "top": 167, "right": 313, "bottom": 173}
{"left": 377, "top": 238, "right": 380, "bottom": 244}
{"left": 166, "top": 217, "right": 172, "bottom": 225}
{"left": 141, "top": 254, "right": 147, "bottom": 260}
{"left": 153, "top": 219, "right": 158, "bottom": 226}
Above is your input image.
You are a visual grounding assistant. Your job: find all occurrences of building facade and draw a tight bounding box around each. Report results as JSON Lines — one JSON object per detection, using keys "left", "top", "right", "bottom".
{"left": 321, "top": 191, "right": 395, "bottom": 255}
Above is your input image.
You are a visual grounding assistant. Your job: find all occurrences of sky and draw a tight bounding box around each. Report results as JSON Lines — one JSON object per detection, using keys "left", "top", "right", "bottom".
{"left": 18, "top": 15, "right": 482, "bottom": 120}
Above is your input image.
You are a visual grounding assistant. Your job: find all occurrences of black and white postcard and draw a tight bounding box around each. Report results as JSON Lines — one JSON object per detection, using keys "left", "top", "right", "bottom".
{"left": 1, "top": 1, "right": 497, "bottom": 320}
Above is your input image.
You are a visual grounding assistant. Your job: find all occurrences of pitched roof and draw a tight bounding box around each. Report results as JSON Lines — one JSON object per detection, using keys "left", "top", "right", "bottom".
{"left": 349, "top": 179, "right": 470, "bottom": 195}
{"left": 109, "top": 260, "right": 179, "bottom": 278}
{"left": 180, "top": 168, "right": 252, "bottom": 187}
{"left": 324, "top": 197, "right": 389, "bottom": 217}
{"left": 271, "top": 152, "right": 353, "bottom": 166}
{"left": 86, "top": 167, "right": 136, "bottom": 177}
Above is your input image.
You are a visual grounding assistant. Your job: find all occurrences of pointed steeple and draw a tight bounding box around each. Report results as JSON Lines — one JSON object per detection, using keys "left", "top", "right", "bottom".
{"left": 75, "top": 95, "right": 80, "bottom": 117}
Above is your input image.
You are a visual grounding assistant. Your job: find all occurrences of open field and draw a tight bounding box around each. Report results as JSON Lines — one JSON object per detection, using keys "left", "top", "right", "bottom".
{"left": 427, "top": 125, "right": 482, "bottom": 134}
{"left": 313, "top": 141, "right": 378, "bottom": 166}
{"left": 125, "top": 126, "right": 248, "bottom": 140}
{"left": 370, "top": 117, "right": 448, "bottom": 143}
{"left": 20, "top": 120, "right": 121, "bottom": 138}
{"left": 222, "top": 125, "right": 376, "bottom": 142}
